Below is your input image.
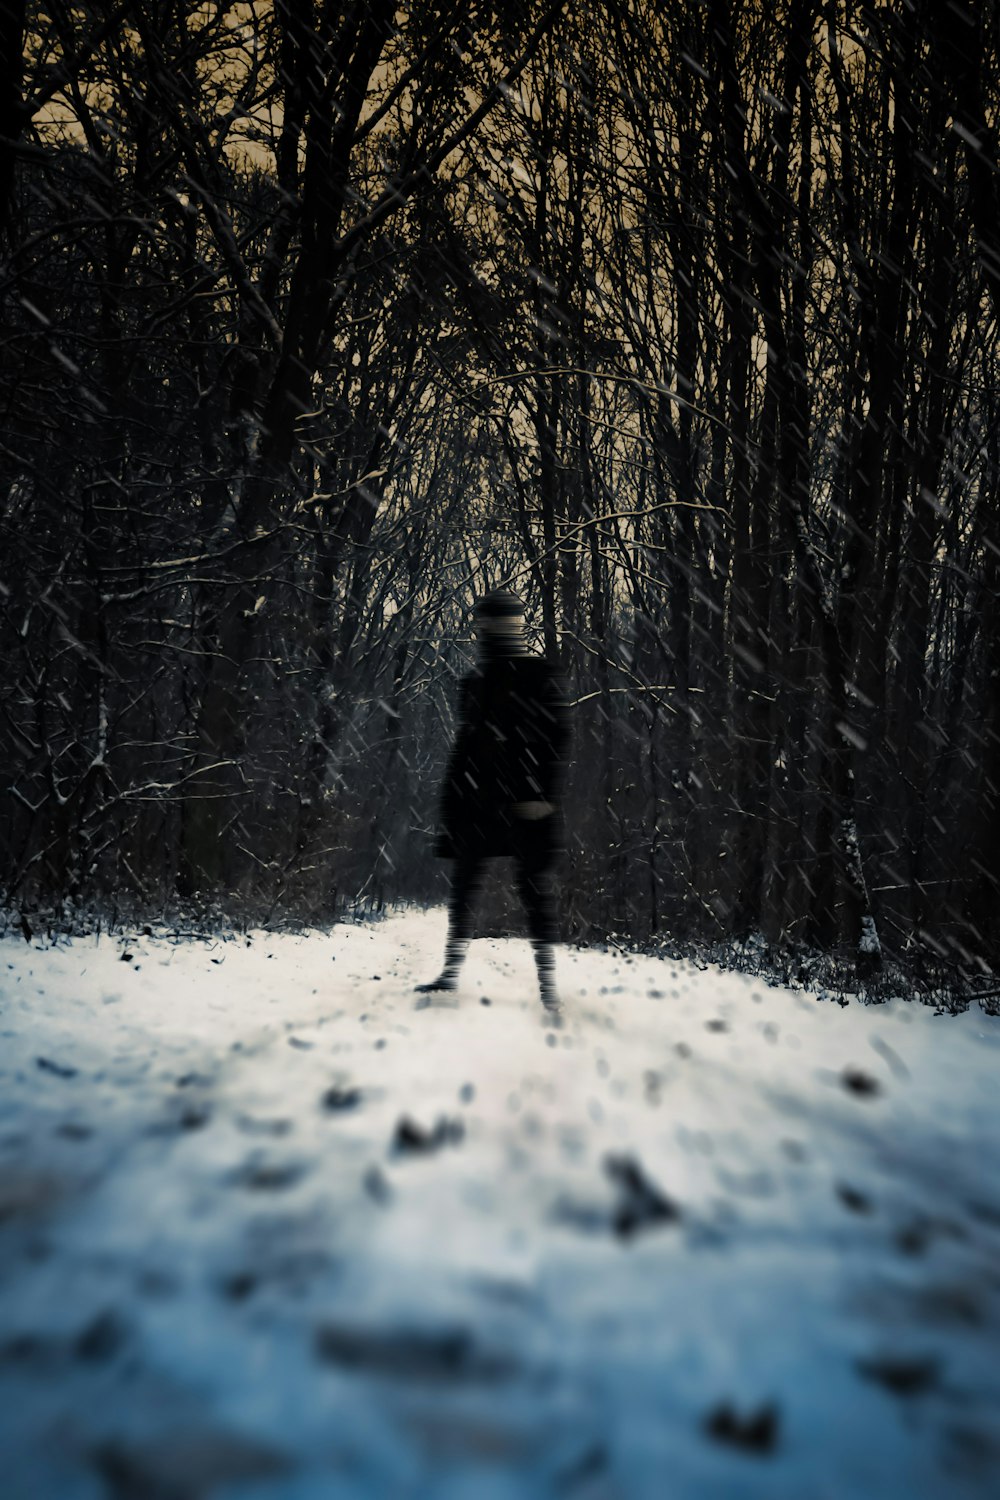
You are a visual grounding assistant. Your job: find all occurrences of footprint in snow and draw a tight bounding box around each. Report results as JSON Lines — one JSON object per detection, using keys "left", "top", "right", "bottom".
{"left": 363, "top": 1164, "right": 393, "bottom": 1204}
{"left": 392, "top": 1115, "right": 464, "bottom": 1155}
{"left": 1, "top": 1309, "right": 130, "bottom": 1370}
{"left": 553, "top": 1156, "right": 680, "bottom": 1240}
{"left": 315, "top": 1322, "right": 516, "bottom": 1384}
{"left": 36, "top": 1056, "right": 78, "bottom": 1079}
{"left": 177, "top": 1103, "right": 212, "bottom": 1131}
{"left": 704, "top": 1400, "right": 779, "bottom": 1454}
{"left": 856, "top": 1353, "right": 941, "bottom": 1397}
{"left": 232, "top": 1158, "right": 306, "bottom": 1192}
{"left": 842, "top": 1067, "right": 881, "bottom": 1097}
{"left": 321, "top": 1085, "right": 362, "bottom": 1113}
{"left": 605, "top": 1153, "right": 680, "bottom": 1239}
{"left": 92, "top": 1428, "right": 289, "bottom": 1497}
{"left": 836, "top": 1182, "right": 873, "bottom": 1213}
{"left": 894, "top": 1214, "right": 966, "bottom": 1256}
{"left": 236, "top": 1115, "right": 293, "bottom": 1137}
{"left": 75, "top": 1309, "right": 130, "bottom": 1363}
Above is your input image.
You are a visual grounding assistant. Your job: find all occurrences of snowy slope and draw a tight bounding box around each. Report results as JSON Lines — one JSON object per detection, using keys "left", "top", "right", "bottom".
{"left": 1, "top": 907, "right": 998, "bottom": 1499}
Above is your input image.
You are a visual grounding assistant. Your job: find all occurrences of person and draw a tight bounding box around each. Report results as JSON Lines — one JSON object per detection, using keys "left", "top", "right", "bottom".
{"left": 416, "top": 589, "right": 571, "bottom": 1013}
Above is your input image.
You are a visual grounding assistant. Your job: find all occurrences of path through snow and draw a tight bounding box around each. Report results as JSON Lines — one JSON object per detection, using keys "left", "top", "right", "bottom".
{"left": 1, "top": 908, "right": 999, "bottom": 1498}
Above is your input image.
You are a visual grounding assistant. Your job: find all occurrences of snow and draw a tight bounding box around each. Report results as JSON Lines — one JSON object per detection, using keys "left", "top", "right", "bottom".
{"left": 859, "top": 915, "right": 882, "bottom": 957}
{"left": 1, "top": 908, "right": 999, "bottom": 1499}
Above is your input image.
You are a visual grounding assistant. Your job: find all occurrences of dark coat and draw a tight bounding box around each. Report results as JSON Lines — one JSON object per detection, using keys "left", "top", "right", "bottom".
{"left": 433, "top": 655, "right": 571, "bottom": 860}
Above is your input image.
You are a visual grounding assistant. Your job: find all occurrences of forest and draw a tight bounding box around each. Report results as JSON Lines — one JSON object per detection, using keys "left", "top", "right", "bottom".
{"left": 3, "top": 0, "right": 1000, "bottom": 998}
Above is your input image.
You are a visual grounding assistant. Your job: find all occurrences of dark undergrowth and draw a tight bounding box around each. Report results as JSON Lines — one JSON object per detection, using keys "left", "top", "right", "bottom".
{"left": 3, "top": 886, "right": 997, "bottom": 1020}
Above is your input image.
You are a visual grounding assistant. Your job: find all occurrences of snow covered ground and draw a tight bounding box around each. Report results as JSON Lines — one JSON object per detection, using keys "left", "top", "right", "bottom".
{"left": 1, "top": 906, "right": 999, "bottom": 1499}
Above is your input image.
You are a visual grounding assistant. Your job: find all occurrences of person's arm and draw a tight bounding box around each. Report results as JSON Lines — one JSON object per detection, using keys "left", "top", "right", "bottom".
{"left": 512, "top": 665, "right": 570, "bottom": 818}
{"left": 439, "top": 675, "right": 475, "bottom": 823}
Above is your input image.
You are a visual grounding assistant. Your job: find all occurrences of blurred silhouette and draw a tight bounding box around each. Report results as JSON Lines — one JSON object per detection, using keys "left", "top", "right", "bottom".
{"left": 417, "top": 590, "right": 571, "bottom": 1012}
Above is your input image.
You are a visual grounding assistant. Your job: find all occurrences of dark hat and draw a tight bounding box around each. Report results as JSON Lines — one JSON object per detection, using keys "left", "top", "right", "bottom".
{"left": 474, "top": 588, "right": 525, "bottom": 619}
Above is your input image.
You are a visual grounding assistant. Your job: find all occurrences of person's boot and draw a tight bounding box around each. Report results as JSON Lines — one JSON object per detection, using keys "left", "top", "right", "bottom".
{"left": 414, "top": 933, "right": 466, "bottom": 993}
{"left": 532, "top": 939, "right": 562, "bottom": 1014}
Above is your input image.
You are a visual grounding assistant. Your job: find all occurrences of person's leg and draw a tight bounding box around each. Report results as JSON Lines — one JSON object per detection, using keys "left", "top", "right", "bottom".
{"left": 415, "top": 851, "right": 487, "bottom": 992}
{"left": 514, "top": 844, "right": 560, "bottom": 1009}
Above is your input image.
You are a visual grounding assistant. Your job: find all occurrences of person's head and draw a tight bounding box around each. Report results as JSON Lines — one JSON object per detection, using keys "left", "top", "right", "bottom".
{"left": 473, "top": 589, "right": 529, "bottom": 657}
